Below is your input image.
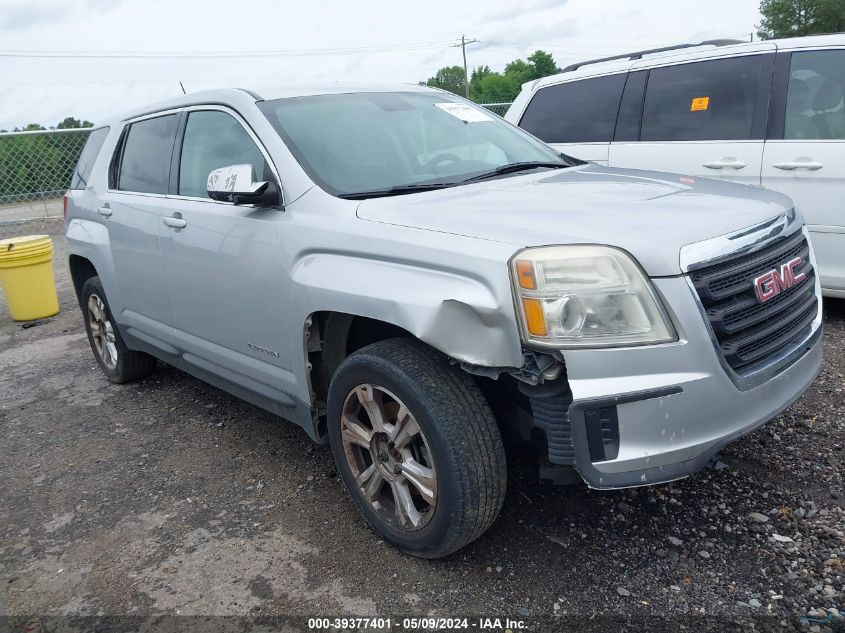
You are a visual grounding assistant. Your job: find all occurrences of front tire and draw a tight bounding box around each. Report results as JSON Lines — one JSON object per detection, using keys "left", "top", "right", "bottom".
{"left": 327, "top": 338, "right": 507, "bottom": 558}
{"left": 81, "top": 276, "right": 157, "bottom": 384}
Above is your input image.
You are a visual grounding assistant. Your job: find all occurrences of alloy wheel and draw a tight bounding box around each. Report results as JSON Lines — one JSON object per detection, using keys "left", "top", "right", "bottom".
{"left": 340, "top": 384, "right": 437, "bottom": 531}
{"left": 87, "top": 294, "right": 117, "bottom": 370}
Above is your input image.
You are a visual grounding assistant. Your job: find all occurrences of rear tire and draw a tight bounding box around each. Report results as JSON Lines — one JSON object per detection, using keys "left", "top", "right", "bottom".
{"left": 80, "top": 276, "right": 157, "bottom": 384}
{"left": 327, "top": 338, "right": 507, "bottom": 558}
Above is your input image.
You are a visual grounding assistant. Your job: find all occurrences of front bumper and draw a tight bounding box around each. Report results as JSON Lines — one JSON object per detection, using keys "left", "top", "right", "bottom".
{"left": 560, "top": 275, "right": 823, "bottom": 490}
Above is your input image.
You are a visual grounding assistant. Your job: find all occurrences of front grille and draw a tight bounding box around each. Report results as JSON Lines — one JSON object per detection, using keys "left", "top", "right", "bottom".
{"left": 690, "top": 231, "right": 818, "bottom": 373}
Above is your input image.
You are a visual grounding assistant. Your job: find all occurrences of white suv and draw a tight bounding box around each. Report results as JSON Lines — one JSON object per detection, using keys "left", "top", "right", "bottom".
{"left": 505, "top": 34, "right": 845, "bottom": 298}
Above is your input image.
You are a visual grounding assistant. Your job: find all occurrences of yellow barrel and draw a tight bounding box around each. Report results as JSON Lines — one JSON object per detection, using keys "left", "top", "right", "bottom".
{"left": 0, "top": 234, "right": 60, "bottom": 321}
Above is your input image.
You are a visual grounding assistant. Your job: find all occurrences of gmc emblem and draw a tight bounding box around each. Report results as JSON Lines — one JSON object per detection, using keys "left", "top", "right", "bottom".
{"left": 753, "top": 257, "right": 807, "bottom": 303}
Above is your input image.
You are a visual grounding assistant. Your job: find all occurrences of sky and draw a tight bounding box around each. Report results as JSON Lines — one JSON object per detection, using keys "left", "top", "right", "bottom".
{"left": 0, "top": 0, "right": 763, "bottom": 130}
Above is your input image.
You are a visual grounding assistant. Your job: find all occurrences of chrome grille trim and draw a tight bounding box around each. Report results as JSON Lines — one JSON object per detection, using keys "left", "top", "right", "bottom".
{"left": 679, "top": 208, "right": 801, "bottom": 273}
{"left": 683, "top": 224, "right": 823, "bottom": 391}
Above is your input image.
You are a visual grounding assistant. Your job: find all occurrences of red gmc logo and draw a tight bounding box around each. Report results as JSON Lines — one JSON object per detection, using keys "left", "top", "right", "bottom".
{"left": 753, "top": 257, "right": 807, "bottom": 303}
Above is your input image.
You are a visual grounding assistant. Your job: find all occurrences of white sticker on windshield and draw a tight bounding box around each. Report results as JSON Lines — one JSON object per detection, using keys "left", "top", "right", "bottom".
{"left": 434, "top": 102, "right": 494, "bottom": 123}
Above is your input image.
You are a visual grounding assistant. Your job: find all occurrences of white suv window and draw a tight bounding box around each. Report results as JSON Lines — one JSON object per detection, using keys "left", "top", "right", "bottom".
{"left": 640, "top": 55, "right": 763, "bottom": 142}
{"left": 518, "top": 74, "right": 627, "bottom": 143}
{"left": 784, "top": 50, "right": 845, "bottom": 140}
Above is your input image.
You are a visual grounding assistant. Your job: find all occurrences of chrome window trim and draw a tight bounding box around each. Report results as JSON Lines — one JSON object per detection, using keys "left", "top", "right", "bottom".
{"left": 173, "top": 104, "right": 284, "bottom": 205}
{"left": 679, "top": 208, "right": 801, "bottom": 273}
{"left": 683, "top": 224, "right": 823, "bottom": 391}
{"left": 121, "top": 107, "right": 183, "bottom": 124}
{"left": 107, "top": 104, "right": 284, "bottom": 205}
{"left": 105, "top": 190, "right": 167, "bottom": 200}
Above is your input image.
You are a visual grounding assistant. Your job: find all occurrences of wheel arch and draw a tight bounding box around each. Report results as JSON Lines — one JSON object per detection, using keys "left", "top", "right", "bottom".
{"left": 305, "top": 311, "right": 415, "bottom": 438}
{"left": 66, "top": 219, "right": 123, "bottom": 315}
{"left": 68, "top": 254, "right": 99, "bottom": 305}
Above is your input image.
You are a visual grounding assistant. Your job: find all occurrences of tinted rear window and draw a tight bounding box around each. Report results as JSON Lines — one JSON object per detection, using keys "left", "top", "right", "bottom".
{"left": 117, "top": 115, "right": 177, "bottom": 194}
{"left": 519, "top": 73, "right": 627, "bottom": 143}
{"left": 640, "top": 55, "right": 763, "bottom": 141}
{"left": 71, "top": 127, "right": 109, "bottom": 189}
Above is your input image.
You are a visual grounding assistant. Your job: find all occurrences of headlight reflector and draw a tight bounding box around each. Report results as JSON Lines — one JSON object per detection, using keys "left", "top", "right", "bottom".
{"left": 511, "top": 246, "right": 676, "bottom": 347}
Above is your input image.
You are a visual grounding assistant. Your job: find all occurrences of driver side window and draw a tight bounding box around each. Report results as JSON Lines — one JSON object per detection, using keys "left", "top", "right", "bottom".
{"left": 178, "top": 110, "right": 267, "bottom": 199}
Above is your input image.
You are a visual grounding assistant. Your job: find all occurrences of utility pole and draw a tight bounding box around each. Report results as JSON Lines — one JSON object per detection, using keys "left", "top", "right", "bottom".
{"left": 452, "top": 35, "right": 478, "bottom": 98}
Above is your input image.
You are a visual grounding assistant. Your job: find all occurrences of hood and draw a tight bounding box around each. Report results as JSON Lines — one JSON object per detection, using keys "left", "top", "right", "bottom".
{"left": 356, "top": 164, "right": 795, "bottom": 276}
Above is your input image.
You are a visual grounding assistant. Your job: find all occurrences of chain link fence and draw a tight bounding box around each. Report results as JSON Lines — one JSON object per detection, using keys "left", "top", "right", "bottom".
{"left": 0, "top": 128, "right": 92, "bottom": 206}
{"left": 479, "top": 102, "right": 513, "bottom": 116}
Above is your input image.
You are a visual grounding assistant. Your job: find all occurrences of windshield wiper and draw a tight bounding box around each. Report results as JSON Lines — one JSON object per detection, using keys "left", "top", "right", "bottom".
{"left": 337, "top": 161, "right": 571, "bottom": 199}
{"left": 459, "top": 161, "right": 570, "bottom": 184}
{"left": 337, "top": 182, "right": 455, "bottom": 200}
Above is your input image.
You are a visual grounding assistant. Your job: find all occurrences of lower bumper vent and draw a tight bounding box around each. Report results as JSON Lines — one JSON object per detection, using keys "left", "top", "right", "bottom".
{"left": 529, "top": 393, "right": 575, "bottom": 465}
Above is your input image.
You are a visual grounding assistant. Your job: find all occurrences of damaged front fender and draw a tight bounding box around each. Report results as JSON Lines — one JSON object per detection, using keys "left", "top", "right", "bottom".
{"left": 290, "top": 251, "right": 526, "bottom": 369}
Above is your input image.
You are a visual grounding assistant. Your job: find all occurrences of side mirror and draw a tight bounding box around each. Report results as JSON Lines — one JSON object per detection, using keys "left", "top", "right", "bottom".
{"left": 206, "top": 163, "right": 279, "bottom": 206}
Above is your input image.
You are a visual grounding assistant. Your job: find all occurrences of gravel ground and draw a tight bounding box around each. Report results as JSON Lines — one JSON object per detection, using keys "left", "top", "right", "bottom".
{"left": 0, "top": 218, "right": 843, "bottom": 633}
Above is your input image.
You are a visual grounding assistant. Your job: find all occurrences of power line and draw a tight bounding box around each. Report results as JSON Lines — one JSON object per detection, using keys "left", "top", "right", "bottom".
{"left": 484, "top": 40, "right": 660, "bottom": 51}
{"left": 483, "top": 36, "right": 756, "bottom": 51}
{"left": 480, "top": 44, "right": 588, "bottom": 61}
{"left": 0, "top": 34, "right": 758, "bottom": 60}
{"left": 0, "top": 41, "right": 455, "bottom": 59}
{"left": 0, "top": 66, "right": 440, "bottom": 86}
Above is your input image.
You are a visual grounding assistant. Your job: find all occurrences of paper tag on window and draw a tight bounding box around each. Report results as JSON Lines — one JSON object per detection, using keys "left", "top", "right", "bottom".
{"left": 691, "top": 96, "right": 710, "bottom": 112}
{"left": 434, "top": 102, "right": 494, "bottom": 122}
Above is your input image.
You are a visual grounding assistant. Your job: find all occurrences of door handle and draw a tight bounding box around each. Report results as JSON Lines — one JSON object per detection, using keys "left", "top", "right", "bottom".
{"left": 97, "top": 206, "right": 112, "bottom": 217}
{"left": 703, "top": 159, "right": 747, "bottom": 170}
{"left": 773, "top": 160, "right": 823, "bottom": 171}
{"left": 163, "top": 216, "right": 187, "bottom": 229}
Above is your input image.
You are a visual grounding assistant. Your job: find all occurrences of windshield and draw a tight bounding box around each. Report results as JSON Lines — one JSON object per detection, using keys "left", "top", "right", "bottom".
{"left": 258, "top": 92, "right": 568, "bottom": 197}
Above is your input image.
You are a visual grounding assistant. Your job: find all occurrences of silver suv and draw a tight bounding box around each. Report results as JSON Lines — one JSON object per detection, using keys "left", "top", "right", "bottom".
{"left": 65, "top": 85, "right": 823, "bottom": 558}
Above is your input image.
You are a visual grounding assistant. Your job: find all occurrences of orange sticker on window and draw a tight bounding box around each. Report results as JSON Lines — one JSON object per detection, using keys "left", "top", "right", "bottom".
{"left": 691, "top": 96, "right": 710, "bottom": 111}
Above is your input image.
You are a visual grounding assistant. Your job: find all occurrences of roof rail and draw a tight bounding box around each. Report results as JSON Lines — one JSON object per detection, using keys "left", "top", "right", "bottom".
{"left": 561, "top": 39, "right": 746, "bottom": 73}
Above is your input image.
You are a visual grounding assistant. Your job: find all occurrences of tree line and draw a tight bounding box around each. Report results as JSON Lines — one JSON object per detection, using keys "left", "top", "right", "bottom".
{"left": 422, "top": 50, "right": 561, "bottom": 103}
{"left": 757, "top": 0, "right": 845, "bottom": 39}
{"left": 1, "top": 117, "right": 94, "bottom": 134}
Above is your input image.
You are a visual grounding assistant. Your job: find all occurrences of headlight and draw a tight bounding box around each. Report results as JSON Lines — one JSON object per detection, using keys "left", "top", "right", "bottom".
{"left": 511, "top": 245, "right": 676, "bottom": 348}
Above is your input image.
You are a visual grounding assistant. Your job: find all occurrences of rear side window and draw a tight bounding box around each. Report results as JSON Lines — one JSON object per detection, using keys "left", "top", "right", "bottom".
{"left": 117, "top": 114, "right": 178, "bottom": 194}
{"left": 519, "top": 73, "right": 627, "bottom": 143}
{"left": 178, "top": 110, "right": 267, "bottom": 199}
{"left": 71, "top": 127, "right": 109, "bottom": 189}
{"left": 784, "top": 50, "right": 845, "bottom": 140}
{"left": 640, "top": 55, "right": 763, "bottom": 141}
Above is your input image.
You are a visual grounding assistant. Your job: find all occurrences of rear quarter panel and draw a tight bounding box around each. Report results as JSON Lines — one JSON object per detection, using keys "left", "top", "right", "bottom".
{"left": 64, "top": 124, "right": 125, "bottom": 311}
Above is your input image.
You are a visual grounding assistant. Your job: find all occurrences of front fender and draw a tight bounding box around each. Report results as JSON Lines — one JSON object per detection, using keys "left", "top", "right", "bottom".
{"left": 291, "top": 252, "right": 524, "bottom": 368}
